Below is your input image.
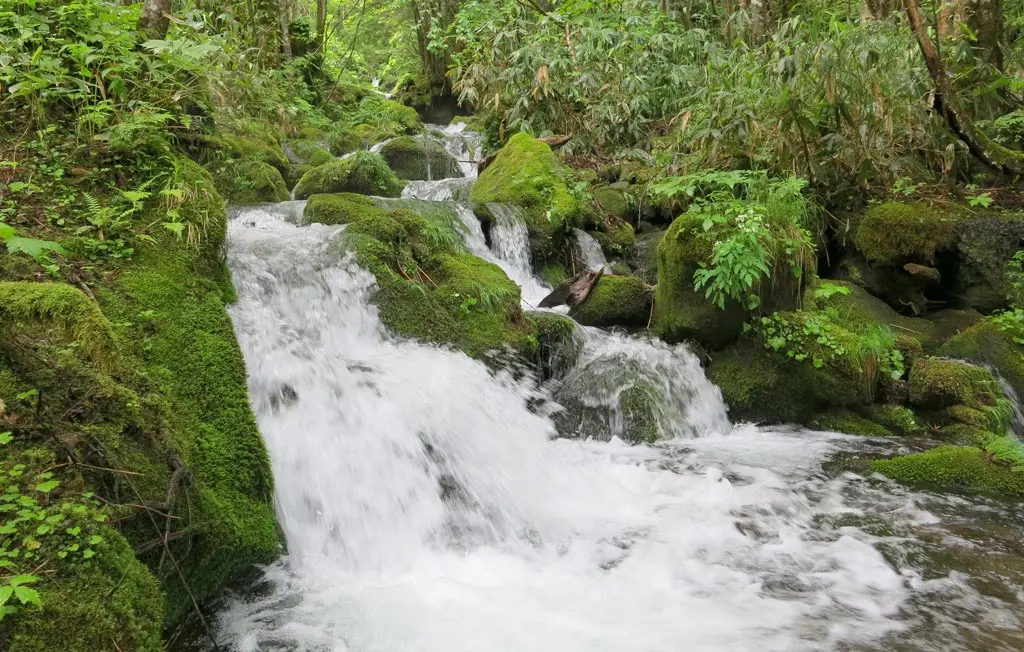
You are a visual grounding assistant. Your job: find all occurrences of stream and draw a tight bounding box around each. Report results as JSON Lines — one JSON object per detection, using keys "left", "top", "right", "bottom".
{"left": 208, "top": 125, "right": 1024, "bottom": 652}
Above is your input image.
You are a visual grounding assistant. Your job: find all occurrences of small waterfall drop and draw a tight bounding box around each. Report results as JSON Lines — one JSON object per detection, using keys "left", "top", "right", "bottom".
{"left": 574, "top": 227, "right": 611, "bottom": 273}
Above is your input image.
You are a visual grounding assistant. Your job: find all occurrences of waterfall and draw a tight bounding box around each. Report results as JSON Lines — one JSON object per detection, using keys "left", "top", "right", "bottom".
{"left": 209, "top": 125, "right": 1024, "bottom": 652}
{"left": 574, "top": 228, "right": 611, "bottom": 273}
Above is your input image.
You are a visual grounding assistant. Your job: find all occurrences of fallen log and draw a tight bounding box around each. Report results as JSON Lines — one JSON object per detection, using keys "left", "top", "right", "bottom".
{"left": 539, "top": 268, "right": 603, "bottom": 309}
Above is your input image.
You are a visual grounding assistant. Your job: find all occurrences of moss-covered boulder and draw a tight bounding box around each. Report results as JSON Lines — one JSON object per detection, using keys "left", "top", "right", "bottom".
{"left": 379, "top": 136, "right": 463, "bottom": 180}
{"left": 213, "top": 159, "right": 290, "bottom": 203}
{"left": 553, "top": 370, "right": 664, "bottom": 444}
{"left": 347, "top": 99, "right": 423, "bottom": 146}
{"left": 863, "top": 404, "right": 924, "bottom": 435}
{"left": 853, "top": 201, "right": 958, "bottom": 264}
{"left": 707, "top": 337, "right": 873, "bottom": 424}
{"left": 810, "top": 409, "right": 895, "bottom": 436}
{"left": 293, "top": 152, "right": 405, "bottom": 199}
{"left": 335, "top": 207, "right": 531, "bottom": 358}
{"left": 0, "top": 160, "right": 278, "bottom": 649}
{"left": 592, "top": 185, "right": 630, "bottom": 219}
{"left": 569, "top": 275, "right": 653, "bottom": 328}
{"left": 907, "top": 358, "right": 999, "bottom": 409}
{"left": 303, "top": 193, "right": 388, "bottom": 226}
{"left": 593, "top": 218, "right": 636, "bottom": 260}
{"left": 653, "top": 213, "right": 746, "bottom": 349}
{"left": 469, "top": 132, "right": 584, "bottom": 263}
{"left": 872, "top": 446, "right": 1024, "bottom": 497}
{"left": 939, "top": 317, "right": 1024, "bottom": 398}
{"left": 526, "top": 311, "right": 581, "bottom": 381}
{"left": 806, "top": 280, "right": 937, "bottom": 350}
{"left": 219, "top": 132, "right": 289, "bottom": 173}
{"left": 953, "top": 212, "right": 1024, "bottom": 312}
{"left": 327, "top": 127, "right": 362, "bottom": 156}
{"left": 286, "top": 139, "right": 333, "bottom": 166}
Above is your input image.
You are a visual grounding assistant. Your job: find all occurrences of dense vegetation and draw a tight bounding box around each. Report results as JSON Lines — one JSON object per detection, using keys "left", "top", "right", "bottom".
{"left": 0, "top": 0, "right": 1022, "bottom": 648}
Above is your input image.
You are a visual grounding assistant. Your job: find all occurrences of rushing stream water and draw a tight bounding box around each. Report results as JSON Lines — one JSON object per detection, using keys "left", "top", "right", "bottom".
{"left": 206, "top": 125, "right": 1024, "bottom": 652}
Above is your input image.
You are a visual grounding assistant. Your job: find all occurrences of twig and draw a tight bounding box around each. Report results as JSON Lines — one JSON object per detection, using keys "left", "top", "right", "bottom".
{"left": 416, "top": 266, "right": 438, "bottom": 287}
{"left": 647, "top": 297, "right": 655, "bottom": 329}
{"left": 75, "top": 462, "right": 144, "bottom": 476}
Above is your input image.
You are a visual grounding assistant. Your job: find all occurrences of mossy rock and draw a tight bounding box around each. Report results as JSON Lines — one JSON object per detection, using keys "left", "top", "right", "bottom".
{"left": 335, "top": 207, "right": 529, "bottom": 358}
{"left": 286, "top": 139, "right": 333, "bottom": 167}
{"left": 569, "top": 275, "right": 653, "bottom": 328}
{"left": 807, "top": 280, "right": 937, "bottom": 350}
{"left": 810, "top": 409, "right": 893, "bottom": 436}
{"left": 653, "top": 213, "right": 746, "bottom": 349}
{"left": 553, "top": 370, "right": 664, "bottom": 444}
{"left": 219, "top": 133, "right": 289, "bottom": 172}
{"left": 863, "top": 404, "right": 924, "bottom": 435}
{"left": 939, "top": 317, "right": 1024, "bottom": 398}
{"left": 907, "top": 358, "right": 999, "bottom": 409}
{"left": 537, "top": 263, "right": 569, "bottom": 287}
{"left": 853, "top": 201, "right": 959, "bottom": 264}
{"left": 303, "top": 193, "right": 388, "bottom": 226}
{"left": 872, "top": 446, "right": 1024, "bottom": 497}
{"left": 953, "top": 211, "right": 1024, "bottom": 312}
{"left": 593, "top": 219, "right": 636, "bottom": 260}
{"left": 592, "top": 185, "right": 630, "bottom": 219}
{"left": 284, "top": 163, "right": 313, "bottom": 189}
{"left": 526, "top": 311, "right": 581, "bottom": 381}
{"left": 0, "top": 169, "right": 278, "bottom": 648}
{"left": 926, "top": 308, "right": 983, "bottom": 344}
{"left": 213, "top": 159, "right": 290, "bottom": 203}
{"left": 469, "top": 132, "right": 584, "bottom": 263}
{"left": 379, "top": 136, "right": 463, "bottom": 181}
{"left": 293, "top": 152, "right": 405, "bottom": 199}
{"left": 327, "top": 127, "right": 362, "bottom": 156}
{"left": 707, "top": 337, "right": 873, "bottom": 424}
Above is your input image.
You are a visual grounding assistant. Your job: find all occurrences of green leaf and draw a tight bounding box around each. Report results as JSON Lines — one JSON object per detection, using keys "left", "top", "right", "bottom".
{"left": 0, "top": 586, "right": 12, "bottom": 605}
{"left": 34, "top": 480, "right": 59, "bottom": 493}
{"left": 0, "top": 433, "right": 12, "bottom": 445}
{"left": 13, "top": 585, "right": 40, "bottom": 606}
{"left": 0, "top": 223, "right": 15, "bottom": 240}
{"left": 5, "top": 237, "right": 64, "bottom": 261}
{"left": 9, "top": 575, "right": 38, "bottom": 587}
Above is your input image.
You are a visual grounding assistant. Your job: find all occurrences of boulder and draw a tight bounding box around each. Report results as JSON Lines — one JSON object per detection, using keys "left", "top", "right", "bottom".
{"left": 303, "top": 193, "right": 388, "bottom": 226}
{"left": 293, "top": 152, "right": 405, "bottom": 199}
{"left": 525, "top": 311, "right": 582, "bottom": 381}
{"left": 569, "top": 275, "right": 653, "bottom": 328}
{"left": 285, "top": 139, "right": 333, "bottom": 166}
{"left": 379, "top": 136, "right": 462, "bottom": 181}
{"left": 213, "top": 159, "right": 289, "bottom": 204}
{"left": 939, "top": 317, "right": 1024, "bottom": 398}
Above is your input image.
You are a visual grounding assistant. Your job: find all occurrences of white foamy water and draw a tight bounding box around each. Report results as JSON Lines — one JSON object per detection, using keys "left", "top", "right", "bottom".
{"left": 211, "top": 126, "right": 1024, "bottom": 652}
{"left": 574, "top": 227, "right": 612, "bottom": 273}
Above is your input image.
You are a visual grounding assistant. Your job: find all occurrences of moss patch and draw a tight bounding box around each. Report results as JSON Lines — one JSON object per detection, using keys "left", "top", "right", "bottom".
{"left": 286, "top": 139, "right": 333, "bottom": 167}
{"left": 569, "top": 275, "right": 653, "bottom": 328}
{"left": 654, "top": 212, "right": 745, "bottom": 349}
{"left": 811, "top": 410, "right": 893, "bottom": 436}
{"left": 525, "top": 311, "right": 580, "bottom": 381}
{"left": 303, "top": 193, "right": 388, "bottom": 226}
{"left": 469, "top": 132, "right": 584, "bottom": 262}
{"left": 213, "top": 159, "right": 290, "bottom": 203}
{"left": 872, "top": 446, "right": 1024, "bottom": 497}
{"left": 939, "top": 317, "right": 1024, "bottom": 398}
{"left": 293, "top": 152, "right": 405, "bottom": 199}
{"left": 852, "top": 201, "right": 958, "bottom": 264}
{"left": 593, "top": 219, "right": 636, "bottom": 259}
{"left": 218, "top": 133, "right": 289, "bottom": 173}
{"left": 327, "top": 127, "right": 362, "bottom": 156}
{"left": 907, "top": 358, "right": 999, "bottom": 409}
{"left": 592, "top": 185, "right": 629, "bottom": 219}
{"left": 863, "top": 404, "right": 924, "bottom": 435}
{"left": 379, "top": 136, "right": 462, "bottom": 181}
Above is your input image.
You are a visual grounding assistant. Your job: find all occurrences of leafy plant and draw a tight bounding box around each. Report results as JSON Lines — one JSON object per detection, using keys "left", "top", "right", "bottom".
{"left": 0, "top": 222, "right": 64, "bottom": 262}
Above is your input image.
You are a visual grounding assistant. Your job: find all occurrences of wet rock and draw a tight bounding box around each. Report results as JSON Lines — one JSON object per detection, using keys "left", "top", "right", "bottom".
{"left": 569, "top": 275, "right": 653, "bottom": 328}
{"left": 379, "top": 136, "right": 463, "bottom": 181}
{"left": 293, "top": 152, "right": 405, "bottom": 199}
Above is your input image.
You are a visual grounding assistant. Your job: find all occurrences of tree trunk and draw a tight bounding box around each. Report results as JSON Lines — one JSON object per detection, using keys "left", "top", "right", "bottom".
{"left": 316, "top": 0, "right": 327, "bottom": 51}
{"left": 967, "top": 0, "right": 1004, "bottom": 69}
{"left": 138, "top": 0, "right": 172, "bottom": 40}
{"left": 277, "top": 0, "right": 292, "bottom": 59}
{"left": 410, "top": 0, "right": 460, "bottom": 94}
{"left": 903, "top": 0, "right": 1024, "bottom": 174}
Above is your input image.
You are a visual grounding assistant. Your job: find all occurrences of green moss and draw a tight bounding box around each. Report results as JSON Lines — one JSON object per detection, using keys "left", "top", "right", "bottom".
{"left": 0, "top": 281, "right": 117, "bottom": 369}
{"left": 944, "top": 405, "right": 992, "bottom": 428}
{"left": 379, "top": 136, "right": 462, "bottom": 181}
{"left": 525, "top": 311, "right": 580, "bottom": 380}
{"left": 219, "top": 133, "right": 289, "bottom": 172}
{"left": 284, "top": 163, "right": 312, "bottom": 189}
{"left": 592, "top": 185, "right": 629, "bottom": 218}
{"left": 293, "top": 152, "right": 405, "bottom": 199}
{"left": 907, "top": 358, "right": 998, "bottom": 409}
{"left": 213, "top": 159, "right": 290, "bottom": 203}
{"left": 654, "top": 213, "right": 745, "bottom": 349}
{"left": 863, "top": 404, "right": 923, "bottom": 435}
{"left": 327, "top": 127, "right": 362, "bottom": 156}
{"left": 852, "top": 201, "right": 958, "bottom": 264}
{"left": 303, "top": 193, "right": 388, "bottom": 226}
{"left": 954, "top": 212, "right": 1024, "bottom": 312}
{"left": 811, "top": 409, "right": 893, "bottom": 436}
{"left": 287, "top": 139, "right": 333, "bottom": 167}
{"left": 939, "top": 317, "right": 1024, "bottom": 398}
{"left": 593, "top": 219, "right": 636, "bottom": 259}
{"left": 94, "top": 226, "right": 279, "bottom": 626}
{"left": 872, "top": 446, "right": 1024, "bottom": 496}
{"left": 3, "top": 525, "right": 164, "bottom": 652}
{"left": 537, "top": 264, "right": 569, "bottom": 287}
{"left": 807, "top": 280, "right": 937, "bottom": 350}
{"left": 469, "top": 133, "right": 584, "bottom": 262}
{"left": 569, "top": 275, "right": 653, "bottom": 328}
{"left": 337, "top": 208, "right": 530, "bottom": 358}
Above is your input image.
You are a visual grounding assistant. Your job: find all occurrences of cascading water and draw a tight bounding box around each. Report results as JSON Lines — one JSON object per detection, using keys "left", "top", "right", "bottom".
{"left": 573, "top": 227, "right": 612, "bottom": 273}
{"left": 208, "top": 127, "right": 1024, "bottom": 652}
